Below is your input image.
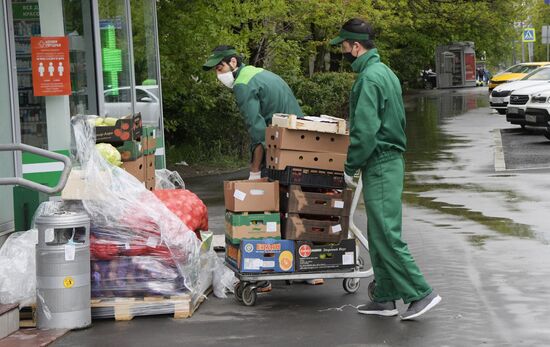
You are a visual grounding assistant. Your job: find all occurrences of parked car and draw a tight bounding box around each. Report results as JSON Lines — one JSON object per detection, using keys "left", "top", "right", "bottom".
{"left": 489, "top": 66, "right": 550, "bottom": 114}
{"left": 506, "top": 83, "right": 550, "bottom": 128}
{"left": 522, "top": 89, "right": 550, "bottom": 138}
{"left": 488, "top": 62, "right": 550, "bottom": 92}
{"left": 104, "top": 85, "right": 161, "bottom": 126}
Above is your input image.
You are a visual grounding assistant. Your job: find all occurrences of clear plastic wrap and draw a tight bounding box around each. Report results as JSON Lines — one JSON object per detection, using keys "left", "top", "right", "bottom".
{"left": 155, "top": 168, "right": 185, "bottom": 190}
{"left": 0, "top": 228, "right": 37, "bottom": 307}
{"left": 71, "top": 116, "right": 202, "bottom": 299}
{"left": 70, "top": 116, "right": 233, "bottom": 318}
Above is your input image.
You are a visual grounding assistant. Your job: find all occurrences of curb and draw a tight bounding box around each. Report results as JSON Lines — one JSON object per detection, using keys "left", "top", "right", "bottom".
{"left": 493, "top": 129, "right": 506, "bottom": 171}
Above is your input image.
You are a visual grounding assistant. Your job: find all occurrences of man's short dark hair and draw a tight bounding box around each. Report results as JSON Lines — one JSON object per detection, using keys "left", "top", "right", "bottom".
{"left": 342, "top": 18, "right": 375, "bottom": 50}
{"left": 213, "top": 45, "right": 243, "bottom": 66}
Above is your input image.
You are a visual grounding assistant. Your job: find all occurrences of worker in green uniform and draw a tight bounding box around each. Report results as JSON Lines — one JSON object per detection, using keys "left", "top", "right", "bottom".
{"left": 330, "top": 18, "right": 441, "bottom": 320}
{"left": 203, "top": 45, "right": 304, "bottom": 180}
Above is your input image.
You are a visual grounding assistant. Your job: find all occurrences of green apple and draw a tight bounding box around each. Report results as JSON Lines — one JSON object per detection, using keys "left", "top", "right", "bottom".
{"left": 103, "top": 117, "right": 118, "bottom": 126}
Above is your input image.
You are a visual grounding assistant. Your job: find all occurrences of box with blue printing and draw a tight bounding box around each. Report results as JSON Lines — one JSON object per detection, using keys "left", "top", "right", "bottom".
{"left": 225, "top": 238, "right": 295, "bottom": 273}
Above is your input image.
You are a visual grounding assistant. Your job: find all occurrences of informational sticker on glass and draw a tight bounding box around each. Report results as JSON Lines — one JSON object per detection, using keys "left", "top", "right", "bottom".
{"left": 31, "top": 36, "right": 72, "bottom": 96}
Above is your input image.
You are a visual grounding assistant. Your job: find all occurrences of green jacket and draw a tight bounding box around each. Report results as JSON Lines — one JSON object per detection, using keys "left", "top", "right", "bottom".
{"left": 345, "top": 49, "right": 406, "bottom": 176}
{"left": 233, "top": 65, "right": 304, "bottom": 154}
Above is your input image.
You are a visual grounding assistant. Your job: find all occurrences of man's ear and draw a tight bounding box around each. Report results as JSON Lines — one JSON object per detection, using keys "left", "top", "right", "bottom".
{"left": 230, "top": 57, "right": 238, "bottom": 69}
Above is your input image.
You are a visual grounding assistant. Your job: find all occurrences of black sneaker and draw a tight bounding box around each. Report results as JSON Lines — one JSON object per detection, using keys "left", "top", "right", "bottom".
{"left": 400, "top": 291, "right": 441, "bottom": 320}
{"left": 357, "top": 301, "right": 398, "bottom": 316}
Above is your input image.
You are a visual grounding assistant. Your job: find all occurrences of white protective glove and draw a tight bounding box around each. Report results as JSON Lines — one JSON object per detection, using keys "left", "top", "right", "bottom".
{"left": 344, "top": 172, "right": 355, "bottom": 187}
{"left": 248, "top": 171, "right": 262, "bottom": 180}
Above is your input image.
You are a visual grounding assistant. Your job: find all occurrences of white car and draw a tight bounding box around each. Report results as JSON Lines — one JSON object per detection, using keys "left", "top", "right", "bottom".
{"left": 506, "top": 83, "right": 550, "bottom": 128}
{"left": 489, "top": 67, "right": 550, "bottom": 114}
{"left": 104, "top": 85, "right": 161, "bottom": 126}
{"left": 523, "top": 89, "right": 550, "bottom": 135}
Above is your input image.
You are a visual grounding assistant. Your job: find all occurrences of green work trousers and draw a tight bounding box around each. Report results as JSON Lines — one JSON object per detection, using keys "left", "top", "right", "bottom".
{"left": 362, "top": 150, "right": 432, "bottom": 304}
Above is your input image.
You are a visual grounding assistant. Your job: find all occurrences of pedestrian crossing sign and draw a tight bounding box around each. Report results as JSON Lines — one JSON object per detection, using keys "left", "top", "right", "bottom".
{"left": 523, "top": 28, "right": 536, "bottom": 42}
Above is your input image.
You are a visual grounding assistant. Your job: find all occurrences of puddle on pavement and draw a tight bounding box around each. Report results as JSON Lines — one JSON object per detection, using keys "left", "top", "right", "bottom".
{"left": 404, "top": 90, "right": 534, "bottom": 242}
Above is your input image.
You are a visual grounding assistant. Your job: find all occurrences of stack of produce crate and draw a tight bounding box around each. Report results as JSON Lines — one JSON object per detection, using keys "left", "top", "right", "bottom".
{"left": 265, "top": 114, "right": 356, "bottom": 273}
{"left": 224, "top": 179, "right": 295, "bottom": 273}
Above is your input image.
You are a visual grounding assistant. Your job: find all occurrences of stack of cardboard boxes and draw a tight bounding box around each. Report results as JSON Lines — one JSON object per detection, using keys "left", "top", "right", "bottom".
{"left": 224, "top": 179, "right": 296, "bottom": 273}
{"left": 94, "top": 113, "right": 157, "bottom": 191}
{"left": 224, "top": 114, "right": 356, "bottom": 274}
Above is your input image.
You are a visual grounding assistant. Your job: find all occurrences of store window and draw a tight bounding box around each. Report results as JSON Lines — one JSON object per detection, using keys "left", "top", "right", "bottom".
{"left": 11, "top": 0, "right": 97, "bottom": 150}
{"left": 98, "top": 0, "right": 134, "bottom": 118}
{"left": 131, "top": 0, "right": 163, "bottom": 129}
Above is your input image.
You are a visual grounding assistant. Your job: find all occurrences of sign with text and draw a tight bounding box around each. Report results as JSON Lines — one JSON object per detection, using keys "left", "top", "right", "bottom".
{"left": 31, "top": 36, "right": 72, "bottom": 96}
{"left": 12, "top": 3, "right": 39, "bottom": 20}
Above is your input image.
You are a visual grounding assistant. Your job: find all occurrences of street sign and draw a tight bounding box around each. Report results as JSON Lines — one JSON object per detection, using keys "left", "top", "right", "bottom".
{"left": 543, "top": 26, "right": 550, "bottom": 45}
{"left": 523, "top": 28, "right": 536, "bottom": 42}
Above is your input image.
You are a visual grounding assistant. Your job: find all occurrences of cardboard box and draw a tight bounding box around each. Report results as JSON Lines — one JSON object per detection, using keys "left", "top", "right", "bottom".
{"left": 281, "top": 185, "right": 352, "bottom": 216}
{"left": 295, "top": 239, "right": 356, "bottom": 272}
{"left": 225, "top": 238, "right": 295, "bottom": 273}
{"left": 267, "top": 148, "right": 346, "bottom": 171}
{"left": 224, "top": 179, "right": 279, "bottom": 212}
{"left": 144, "top": 154, "right": 155, "bottom": 180}
{"left": 116, "top": 140, "right": 143, "bottom": 161}
{"left": 61, "top": 169, "right": 111, "bottom": 200}
{"left": 225, "top": 212, "right": 281, "bottom": 244}
{"left": 142, "top": 137, "right": 157, "bottom": 155}
{"left": 142, "top": 125, "right": 156, "bottom": 139}
{"left": 121, "top": 156, "right": 145, "bottom": 182}
{"left": 266, "top": 126, "right": 349, "bottom": 154}
{"left": 95, "top": 113, "right": 142, "bottom": 143}
{"left": 145, "top": 177, "right": 155, "bottom": 191}
{"left": 282, "top": 213, "right": 349, "bottom": 243}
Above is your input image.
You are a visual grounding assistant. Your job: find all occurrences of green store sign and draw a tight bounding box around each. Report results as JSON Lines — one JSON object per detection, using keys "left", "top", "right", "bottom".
{"left": 12, "top": 3, "right": 39, "bottom": 20}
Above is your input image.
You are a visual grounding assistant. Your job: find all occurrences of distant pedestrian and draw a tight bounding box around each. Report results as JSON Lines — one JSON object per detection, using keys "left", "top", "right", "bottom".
{"left": 330, "top": 18, "right": 441, "bottom": 320}
{"left": 483, "top": 68, "right": 491, "bottom": 85}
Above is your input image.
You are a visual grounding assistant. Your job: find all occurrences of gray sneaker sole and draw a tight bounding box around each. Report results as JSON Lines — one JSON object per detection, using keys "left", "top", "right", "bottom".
{"left": 400, "top": 295, "right": 442, "bottom": 320}
{"left": 357, "top": 308, "right": 399, "bottom": 317}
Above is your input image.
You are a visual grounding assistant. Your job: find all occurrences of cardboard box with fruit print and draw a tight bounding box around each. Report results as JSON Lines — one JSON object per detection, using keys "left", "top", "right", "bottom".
{"left": 225, "top": 238, "right": 295, "bottom": 273}
{"left": 94, "top": 113, "right": 143, "bottom": 143}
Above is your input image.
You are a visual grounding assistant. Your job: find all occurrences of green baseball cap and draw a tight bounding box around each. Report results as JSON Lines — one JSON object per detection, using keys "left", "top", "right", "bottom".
{"left": 329, "top": 29, "right": 370, "bottom": 46}
{"left": 202, "top": 48, "right": 237, "bottom": 71}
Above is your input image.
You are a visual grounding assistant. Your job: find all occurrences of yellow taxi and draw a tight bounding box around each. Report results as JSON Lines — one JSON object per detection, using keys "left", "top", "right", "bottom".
{"left": 488, "top": 62, "right": 550, "bottom": 91}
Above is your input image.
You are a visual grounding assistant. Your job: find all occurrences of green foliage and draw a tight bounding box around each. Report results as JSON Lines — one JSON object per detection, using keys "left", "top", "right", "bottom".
{"left": 156, "top": 0, "right": 523, "bottom": 165}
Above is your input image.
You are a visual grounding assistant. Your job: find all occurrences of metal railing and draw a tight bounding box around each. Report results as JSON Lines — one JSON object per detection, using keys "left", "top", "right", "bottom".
{"left": 0, "top": 143, "right": 71, "bottom": 194}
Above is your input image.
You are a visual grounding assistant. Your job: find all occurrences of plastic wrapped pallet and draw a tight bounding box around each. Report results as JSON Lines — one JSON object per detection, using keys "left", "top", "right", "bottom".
{"left": 68, "top": 116, "right": 233, "bottom": 318}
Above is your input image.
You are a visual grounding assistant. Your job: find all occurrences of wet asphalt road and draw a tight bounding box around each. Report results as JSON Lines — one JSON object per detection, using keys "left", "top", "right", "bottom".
{"left": 54, "top": 88, "right": 550, "bottom": 346}
{"left": 500, "top": 126, "right": 550, "bottom": 170}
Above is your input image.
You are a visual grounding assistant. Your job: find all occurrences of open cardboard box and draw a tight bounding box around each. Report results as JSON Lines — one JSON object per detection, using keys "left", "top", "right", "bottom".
{"left": 281, "top": 185, "right": 352, "bottom": 216}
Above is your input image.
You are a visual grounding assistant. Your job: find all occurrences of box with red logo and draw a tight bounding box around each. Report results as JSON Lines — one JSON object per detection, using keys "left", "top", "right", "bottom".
{"left": 295, "top": 239, "right": 355, "bottom": 272}
{"left": 225, "top": 238, "right": 295, "bottom": 273}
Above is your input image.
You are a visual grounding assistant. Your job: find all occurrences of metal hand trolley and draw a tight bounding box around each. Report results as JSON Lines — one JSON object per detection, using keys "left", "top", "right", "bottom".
{"left": 228, "top": 175, "right": 374, "bottom": 306}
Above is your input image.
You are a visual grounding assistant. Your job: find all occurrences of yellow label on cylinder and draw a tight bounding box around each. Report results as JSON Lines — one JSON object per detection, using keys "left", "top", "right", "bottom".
{"left": 63, "top": 276, "right": 74, "bottom": 288}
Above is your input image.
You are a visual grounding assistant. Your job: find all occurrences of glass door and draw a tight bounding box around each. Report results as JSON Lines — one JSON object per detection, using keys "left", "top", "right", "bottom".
{"left": 0, "top": 1, "right": 16, "bottom": 244}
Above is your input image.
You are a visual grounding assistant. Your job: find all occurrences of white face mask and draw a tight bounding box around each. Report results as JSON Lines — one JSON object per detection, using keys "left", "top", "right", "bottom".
{"left": 217, "top": 71, "right": 235, "bottom": 89}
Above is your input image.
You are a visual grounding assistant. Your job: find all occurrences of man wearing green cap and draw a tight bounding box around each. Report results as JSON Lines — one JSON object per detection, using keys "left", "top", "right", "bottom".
{"left": 203, "top": 45, "right": 304, "bottom": 180}
{"left": 330, "top": 18, "right": 441, "bottom": 320}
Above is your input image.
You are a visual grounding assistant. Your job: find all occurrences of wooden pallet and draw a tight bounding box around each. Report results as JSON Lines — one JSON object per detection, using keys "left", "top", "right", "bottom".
{"left": 18, "top": 305, "right": 36, "bottom": 328}
{"left": 90, "top": 288, "right": 211, "bottom": 321}
{"left": 272, "top": 114, "right": 347, "bottom": 135}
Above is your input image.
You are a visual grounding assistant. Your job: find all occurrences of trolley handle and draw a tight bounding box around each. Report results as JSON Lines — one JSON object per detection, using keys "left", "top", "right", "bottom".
{"left": 0, "top": 143, "right": 72, "bottom": 195}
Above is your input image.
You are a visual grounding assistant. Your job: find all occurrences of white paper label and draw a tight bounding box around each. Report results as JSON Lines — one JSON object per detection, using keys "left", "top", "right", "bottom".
{"left": 147, "top": 237, "right": 158, "bottom": 248}
{"left": 266, "top": 222, "right": 277, "bottom": 232}
{"left": 334, "top": 200, "right": 344, "bottom": 209}
{"left": 152, "top": 129, "right": 156, "bottom": 138}
{"left": 250, "top": 189, "right": 265, "bottom": 196}
{"left": 125, "top": 242, "right": 130, "bottom": 250}
{"left": 342, "top": 252, "right": 354, "bottom": 265}
{"left": 331, "top": 224, "right": 342, "bottom": 234}
{"left": 275, "top": 131, "right": 279, "bottom": 139}
{"left": 275, "top": 157, "right": 279, "bottom": 164}
{"left": 233, "top": 189, "right": 247, "bottom": 201}
{"left": 244, "top": 258, "right": 262, "bottom": 270}
{"left": 263, "top": 260, "right": 275, "bottom": 268}
{"left": 65, "top": 244, "right": 75, "bottom": 261}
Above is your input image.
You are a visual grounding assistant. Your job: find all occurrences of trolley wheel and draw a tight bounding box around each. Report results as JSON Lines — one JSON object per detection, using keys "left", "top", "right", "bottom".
{"left": 234, "top": 282, "right": 244, "bottom": 302}
{"left": 343, "top": 278, "right": 361, "bottom": 294}
{"left": 367, "top": 280, "right": 376, "bottom": 300}
{"left": 357, "top": 256, "right": 365, "bottom": 270}
{"left": 242, "top": 285, "right": 257, "bottom": 306}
